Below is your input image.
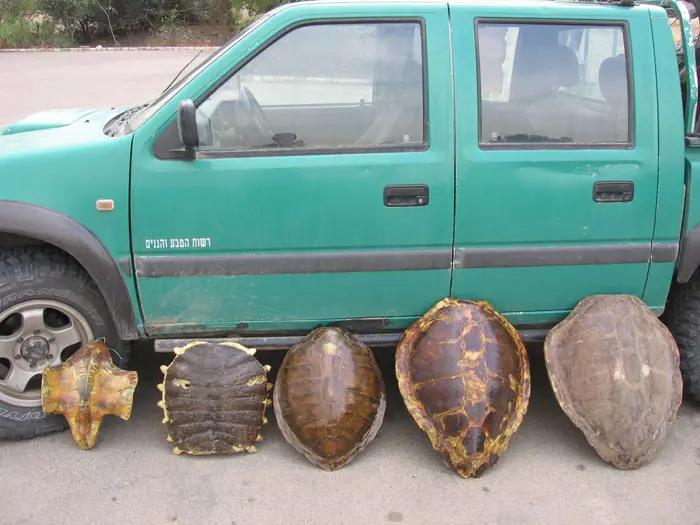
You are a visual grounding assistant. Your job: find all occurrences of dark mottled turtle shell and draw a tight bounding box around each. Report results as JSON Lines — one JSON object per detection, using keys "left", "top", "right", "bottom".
{"left": 544, "top": 295, "right": 683, "bottom": 469}
{"left": 395, "top": 298, "right": 530, "bottom": 478}
{"left": 158, "top": 341, "right": 271, "bottom": 455}
{"left": 273, "top": 327, "right": 386, "bottom": 471}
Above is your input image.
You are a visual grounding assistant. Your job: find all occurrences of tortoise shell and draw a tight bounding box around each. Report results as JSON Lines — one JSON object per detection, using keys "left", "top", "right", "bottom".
{"left": 158, "top": 341, "right": 271, "bottom": 455}
{"left": 544, "top": 294, "right": 683, "bottom": 469}
{"left": 395, "top": 298, "right": 530, "bottom": 478}
{"left": 42, "top": 339, "right": 138, "bottom": 450}
{"left": 273, "top": 327, "right": 386, "bottom": 471}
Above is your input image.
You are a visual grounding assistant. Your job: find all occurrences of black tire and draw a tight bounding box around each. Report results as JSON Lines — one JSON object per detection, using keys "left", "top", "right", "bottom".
{"left": 662, "top": 268, "right": 700, "bottom": 403}
{"left": 0, "top": 246, "right": 131, "bottom": 440}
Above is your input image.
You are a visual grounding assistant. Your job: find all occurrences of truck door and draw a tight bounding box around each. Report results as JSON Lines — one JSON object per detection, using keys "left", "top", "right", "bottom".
{"left": 129, "top": 4, "right": 455, "bottom": 335}
{"left": 449, "top": 4, "right": 662, "bottom": 327}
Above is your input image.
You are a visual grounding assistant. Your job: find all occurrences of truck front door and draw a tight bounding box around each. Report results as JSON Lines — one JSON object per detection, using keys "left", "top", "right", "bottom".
{"left": 450, "top": 4, "right": 664, "bottom": 327}
{"left": 130, "top": 4, "right": 455, "bottom": 335}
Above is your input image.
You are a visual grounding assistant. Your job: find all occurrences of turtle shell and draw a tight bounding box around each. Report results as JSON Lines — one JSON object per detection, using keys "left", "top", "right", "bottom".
{"left": 158, "top": 341, "right": 271, "bottom": 455}
{"left": 42, "top": 339, "right": 138, "bottom": 450}
{"left": 395, "top": 298, "right": 530, "bottom": 478}
{"left": 544, "top": 294, "right": 683, "bottom": 469}
{"left": 273, "top": 327, "right": 386, "bottom": 471}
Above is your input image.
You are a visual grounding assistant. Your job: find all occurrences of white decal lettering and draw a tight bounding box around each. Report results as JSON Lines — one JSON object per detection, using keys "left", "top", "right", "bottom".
{"left": 144, "top": 237, "right": 212, "bottom": 250}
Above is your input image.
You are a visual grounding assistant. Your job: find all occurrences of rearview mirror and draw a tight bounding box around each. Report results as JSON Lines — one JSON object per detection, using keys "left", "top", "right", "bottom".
{"left": 177, "top": 99, "right": 199, "bottom": 155}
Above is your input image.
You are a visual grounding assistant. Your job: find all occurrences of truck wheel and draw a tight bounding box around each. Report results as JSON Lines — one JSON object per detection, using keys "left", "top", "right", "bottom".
{"left": 0, "top": 247, "right": 130, "bottom": 440}
{"left": 662, "top": 270, "right": 700, "bottom": 403}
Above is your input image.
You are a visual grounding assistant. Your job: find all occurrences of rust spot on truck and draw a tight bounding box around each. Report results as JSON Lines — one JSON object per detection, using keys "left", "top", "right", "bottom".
{"left": 146, "top": 323, "right": 211, "bottom": 337}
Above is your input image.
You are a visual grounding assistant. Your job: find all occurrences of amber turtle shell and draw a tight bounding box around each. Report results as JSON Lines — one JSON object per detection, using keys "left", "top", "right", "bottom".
{"left": 544, "top": 294, "right": 683, "bottom": 469}
{"left": 158, "top": 341, "right": 271, "bottom": 455}
{"left": 396, "top": 298, "right": 530, "bottom": 478}
{"left": 273, "top": 327, "right": 386, "bottom": 471}
{"left": 42, "top": 339, "right": 138, "bottom": 450}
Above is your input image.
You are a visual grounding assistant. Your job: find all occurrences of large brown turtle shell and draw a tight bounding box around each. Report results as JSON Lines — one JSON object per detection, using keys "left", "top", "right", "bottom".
{"left": 396, "top": 298, "right": 530, "bottom": 478}
{"left": 273, "top": 327, "right": 386, "bottom": 471}
{"left": 544, "top": 294, "right": 683, "bottom": 469}
{"left": 158, "top": 341, "right": 271, "bottom": 455}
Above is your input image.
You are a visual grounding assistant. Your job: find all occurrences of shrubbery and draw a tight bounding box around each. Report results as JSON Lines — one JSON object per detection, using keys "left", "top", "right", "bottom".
{"left": 0, "top": 0, "right": 288, "bottom": 48}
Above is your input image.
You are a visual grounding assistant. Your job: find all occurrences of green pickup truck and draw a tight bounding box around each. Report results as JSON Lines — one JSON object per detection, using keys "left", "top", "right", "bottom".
{"left": 2, "top": 0, "right": 700, "bottom": 440}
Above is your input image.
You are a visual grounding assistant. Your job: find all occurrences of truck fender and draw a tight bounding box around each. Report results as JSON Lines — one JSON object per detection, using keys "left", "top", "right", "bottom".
{"left": 677, "top": 222, "right": 700, "bottom": 283}
{"left": 0, "top": 200, "right": 139, "bottom": 340}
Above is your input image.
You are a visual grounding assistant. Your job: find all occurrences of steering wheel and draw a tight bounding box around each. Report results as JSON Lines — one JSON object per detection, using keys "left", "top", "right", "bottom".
{"left": 240, "top": 86, "right": 275, "bottom": 143}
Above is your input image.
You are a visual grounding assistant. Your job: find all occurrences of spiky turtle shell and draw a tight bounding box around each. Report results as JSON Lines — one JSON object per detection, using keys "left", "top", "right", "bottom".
{"left": 158, "top": 341, "right": 272, "bottom": 455}
{"left": 544, "top": 294, "right": 683, "bottom": 469}
{"left": 273, "top": 326, "right": 386, "bottom": 471}
{"left": 395, "top": 298, "right": 530, "bottom": 478}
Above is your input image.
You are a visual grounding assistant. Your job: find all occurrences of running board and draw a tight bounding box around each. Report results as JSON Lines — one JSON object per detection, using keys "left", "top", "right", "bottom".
{"left": 153, "top": 329, "right": 550, "bottom": 353}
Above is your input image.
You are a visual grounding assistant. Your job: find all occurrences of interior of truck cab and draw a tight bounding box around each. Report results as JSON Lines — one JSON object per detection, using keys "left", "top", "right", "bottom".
{"left": 479, "top": 22, "right": 630, "bottom": 146}
{"left": 194, "top": 21, "right": 425, "bottom": 152}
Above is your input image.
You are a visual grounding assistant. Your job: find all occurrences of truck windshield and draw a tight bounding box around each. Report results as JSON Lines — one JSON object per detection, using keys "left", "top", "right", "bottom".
{"left": 116, "top": 12, "right": 273, "bottom": 134}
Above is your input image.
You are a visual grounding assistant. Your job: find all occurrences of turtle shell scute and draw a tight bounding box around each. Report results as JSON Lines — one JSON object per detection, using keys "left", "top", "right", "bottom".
{"left": 395, "top": 298, "right": 530, "bottom": 478}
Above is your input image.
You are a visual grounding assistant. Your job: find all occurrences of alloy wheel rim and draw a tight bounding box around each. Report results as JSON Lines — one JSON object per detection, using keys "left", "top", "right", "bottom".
{"left": 0, "top": 300, "right": 93, "bottom": 407}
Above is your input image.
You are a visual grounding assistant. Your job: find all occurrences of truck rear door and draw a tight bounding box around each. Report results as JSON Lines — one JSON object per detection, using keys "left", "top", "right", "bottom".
{"left": 449, "top": 2, "right": 662, "bottom": 327}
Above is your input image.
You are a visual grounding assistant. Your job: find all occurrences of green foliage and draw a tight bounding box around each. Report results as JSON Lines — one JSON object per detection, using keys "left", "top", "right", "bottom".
{"left": 162, "top": 7, "right": 185, "bottom": 45}
{"left": 188, "top": 0, "right": 233, "bottom": 24}
{"left": 0, "top": 0, "right": 290, "bottom": 47}
{"left": 36, "top": 0, "right": 101, "bottom": 41}
{"left": 0, "top": 0, "right": 38, "bottom": 22}
{"left": 233, "top": 0, "right": 286, "bottom": 15}
{"left": 0, "top": 16, "right": 73, "bottom": 48}
{"left": 107, "top": 0, "right": 189, "bottom": 33}
{"left": 230, "top": 0, "right": 290, "bottom": 31}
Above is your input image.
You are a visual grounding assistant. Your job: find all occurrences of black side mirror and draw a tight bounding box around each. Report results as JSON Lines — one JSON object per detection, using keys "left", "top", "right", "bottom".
{"left": 177, "top": 99, "right": 199, "bottom": 155}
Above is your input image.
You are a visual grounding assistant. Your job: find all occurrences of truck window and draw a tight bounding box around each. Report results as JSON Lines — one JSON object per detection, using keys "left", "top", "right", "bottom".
{"left": 477, "top": 21, "right": 631, "bottom": 147}
{"left": 195, "top": 21, "right": 425, "bottom": 153}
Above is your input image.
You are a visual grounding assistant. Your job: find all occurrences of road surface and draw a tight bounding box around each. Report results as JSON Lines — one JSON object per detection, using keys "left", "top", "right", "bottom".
{"left": 0, "top": 50, "right": 210, "bottom": 126}
{"left": 0, "top": 50, "right": 699, "bottom": 525}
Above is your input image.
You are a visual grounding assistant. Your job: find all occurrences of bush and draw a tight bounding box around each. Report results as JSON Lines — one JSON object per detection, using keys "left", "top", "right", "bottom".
{"left": 37, "top": 0, "right": 208, "bottom": 42}
{"left": 36, "top": 0, "right": 100, "bottom": 42}
{"left": 107, "top": 0, "right": 189, "bottom": 34}
{"left": 0, "top": 0, "right": 38, "bottom": 23}
{"left": 0, "top": 0, "right": 291, "bottom": 47}
{"left": 0, "top": 17, "right": 73, "bottom": 48}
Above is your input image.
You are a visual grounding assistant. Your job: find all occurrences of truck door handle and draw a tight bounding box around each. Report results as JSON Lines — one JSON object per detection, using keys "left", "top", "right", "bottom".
{"left": 384, "top": 184, "right": 429, "bottom": 207}
{"left": 593, "top": 181, "right": 634, "bottom": 203}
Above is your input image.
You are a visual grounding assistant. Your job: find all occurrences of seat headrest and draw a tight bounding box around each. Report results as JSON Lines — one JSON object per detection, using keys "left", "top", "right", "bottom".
{"left": 380, "top": 58, "right": 423, "bottom": 104}
{"left": 599, "top": 54, "right": 628, "bottom": 103}
{"left": 514, "top": 44, "right": 579, "bottom": 100}
{"left": 549, "top": 45, "right": 579, "bottom": 88}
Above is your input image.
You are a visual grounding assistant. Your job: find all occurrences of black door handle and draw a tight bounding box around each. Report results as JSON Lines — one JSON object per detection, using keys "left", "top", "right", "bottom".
{"left": 384, "top": 184, "right": 429, "bottom": 207}
{"left": 593, "top": 181, "right": 634, "bottom": 203}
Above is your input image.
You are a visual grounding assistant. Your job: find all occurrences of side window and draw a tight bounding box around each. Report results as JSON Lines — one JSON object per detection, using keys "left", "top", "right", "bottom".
{"left": 477, "top": 21, "right": 631, "bottom": 147}
{"left": 196, "top": 21, "right": 425, "bottom": 153}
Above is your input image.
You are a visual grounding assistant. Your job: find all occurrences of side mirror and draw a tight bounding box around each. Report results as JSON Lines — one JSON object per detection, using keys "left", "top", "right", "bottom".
{"left": 177, "top": 99, "right": 199, "bottom": 155}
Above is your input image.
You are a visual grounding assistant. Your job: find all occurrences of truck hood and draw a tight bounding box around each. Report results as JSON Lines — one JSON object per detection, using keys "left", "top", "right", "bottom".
{"left": 1, "top": 108, "right": 106, "bottom": 135}
{"left": 0, "top": 106, "right": 133, "bottom": 165}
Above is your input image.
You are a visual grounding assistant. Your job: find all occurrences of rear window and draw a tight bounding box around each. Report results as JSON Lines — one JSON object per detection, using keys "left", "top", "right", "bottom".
{"left": 476, "top": 21, "right": 632, "bottom": 148}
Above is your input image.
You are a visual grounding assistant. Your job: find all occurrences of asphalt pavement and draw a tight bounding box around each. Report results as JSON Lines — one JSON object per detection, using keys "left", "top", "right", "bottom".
{"left": 0, "top": 49, "right": 699, "bottom": 525}
{"left": 0, "top": 50, "right": 211, "bottom": 126}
